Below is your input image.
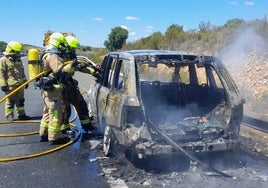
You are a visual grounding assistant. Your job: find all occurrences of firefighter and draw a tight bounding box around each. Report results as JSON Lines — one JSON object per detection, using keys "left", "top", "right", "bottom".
{"left": 60, "top": 35, "right": 101, "bottom": 134}
{"left": 39, "top": 32, "right": 76, "bottom": 144}
{"left": 0, "top": 41, "right": 30, "bottom": 120}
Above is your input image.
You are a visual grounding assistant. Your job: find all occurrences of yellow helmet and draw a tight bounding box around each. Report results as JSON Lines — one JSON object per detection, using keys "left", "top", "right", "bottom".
{"left": 5, "top": 41, "right": 23, "bottom": 53}
{"left": 65, "top": 35, "right": 80, "bottom": 49}
{"left": 48, "top": 32, "right": 67, "bottom": 48}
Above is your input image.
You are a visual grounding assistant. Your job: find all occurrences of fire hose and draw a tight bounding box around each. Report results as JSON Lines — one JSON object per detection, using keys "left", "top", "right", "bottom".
{"left": 0, "top": 69, "right": 50, "bottom": 104}
{"left": 0, "top": 106, "right": 80, "bottom": 162}
{"left": 0, "top": 106, "right": 77, "bottom": 137}
{"left": 0, "top": 56, "right": 96, "bottom": 162}
{"left": 0, "top": 56, "right": 96, "bottom": 104}
{"left": 0, "top": 124, "right": 81, "bottom": 162}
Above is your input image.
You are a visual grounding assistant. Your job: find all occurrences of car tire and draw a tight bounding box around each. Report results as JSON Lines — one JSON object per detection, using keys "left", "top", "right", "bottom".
{"left": 103, "top": 125, "right": 116, "bottom": 157}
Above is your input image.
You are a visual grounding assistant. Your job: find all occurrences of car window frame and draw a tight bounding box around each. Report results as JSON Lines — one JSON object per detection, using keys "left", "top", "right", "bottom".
{"left": 112, "top": 59, "right": 125, "bottom": 91}
{"left": 101, "top": 54, "right": 119, "bottom": 88}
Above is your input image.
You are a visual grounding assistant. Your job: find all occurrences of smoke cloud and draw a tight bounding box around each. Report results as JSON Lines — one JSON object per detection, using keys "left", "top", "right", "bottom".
{"left": 219, "top": 27, "right": 268, "bottom": 71}
{"left": 219, "top": 26, "right": 268, "bottom": 113}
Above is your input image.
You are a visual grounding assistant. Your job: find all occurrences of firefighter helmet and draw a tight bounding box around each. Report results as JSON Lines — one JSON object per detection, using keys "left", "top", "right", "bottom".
{"left": 65, "top": 35, "right": 80, "bottom": 49}
{"left": 48, "top": 32, "right": 67, "bottom": 48}
{"left": 5, "top": 41, "right": 23, "bottom": 53}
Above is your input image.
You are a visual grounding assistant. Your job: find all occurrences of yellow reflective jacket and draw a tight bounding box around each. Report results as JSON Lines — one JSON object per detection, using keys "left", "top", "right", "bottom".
{"left": 0, "top": 56, "right": 27, "bottom": 86}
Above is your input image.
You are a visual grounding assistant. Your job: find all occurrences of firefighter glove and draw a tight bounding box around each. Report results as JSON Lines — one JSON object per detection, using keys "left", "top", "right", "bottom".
{"left": 1, "top": 86, "right": 8, "bottom": 92}
{"left": 77, "top": 63, "right": 86, "bottom": 70}
{"left": 93, "top": 71, "right": 102, "bottom": 79}
{"left": 71, "top": 59, "right": 79, "bottom": 67}
{"left": 92, "top": 64, "right": 103, "bottom": 73}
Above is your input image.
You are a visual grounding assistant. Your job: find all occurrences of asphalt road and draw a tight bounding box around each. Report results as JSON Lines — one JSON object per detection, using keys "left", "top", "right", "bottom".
{"left": 0, "top": 57, "right": 109, "bottom": 188}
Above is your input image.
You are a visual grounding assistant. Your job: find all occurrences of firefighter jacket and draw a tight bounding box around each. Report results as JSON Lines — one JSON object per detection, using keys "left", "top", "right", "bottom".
{"left": 42, "top": 53, "right": 64, "bottom": 76}
{"left": 41, "top": 51, "right": 78, "bottom": 89}
{"left": 0, "top": 56, "right": 27, "bottom": 87}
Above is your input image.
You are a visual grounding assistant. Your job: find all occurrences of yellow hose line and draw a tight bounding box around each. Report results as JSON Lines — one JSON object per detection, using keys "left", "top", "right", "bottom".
{"left": 0, "top": 57, "right": 92, "bottom": 104}
{"left": 0, "top": 70, "right": 49, "bottom": 104}
{"left": 0, "top": 57, "right": 92, "bottom": 161}
{"left": 0, "top": 131, "right": 39, "bottom": 137}
{"left": 0, "top": 120, "right": 41, "bottom": 124}
{"left": 0, "top": 108, "right": 80, "bottom": 162}
{"left": 0, "top": 105, "right": 78, "bottom": 137}
{"left": 0, "top": 124, "right": 81, "bottom": 162}
{"left": 0, "top": 120, "right": 39, "bottom": 137}
{"left": 0, "top": 60, "right": 74, "bottom": 104}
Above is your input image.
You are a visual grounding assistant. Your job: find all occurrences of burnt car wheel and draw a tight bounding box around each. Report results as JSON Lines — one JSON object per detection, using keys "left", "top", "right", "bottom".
{"left": 103, "top": 125, "right": 116, "bottom": 156}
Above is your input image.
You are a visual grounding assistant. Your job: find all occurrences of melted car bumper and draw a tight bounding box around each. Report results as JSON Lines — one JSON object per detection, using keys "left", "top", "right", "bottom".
{"left": 135, "top": 139, "right": 240, "bottom": 158}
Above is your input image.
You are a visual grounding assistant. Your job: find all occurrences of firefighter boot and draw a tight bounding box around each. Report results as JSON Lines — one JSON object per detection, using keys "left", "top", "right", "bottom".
{"left": 40, "top": 136, "right": 49, "bottom": 142}
{"left": 81, "top": 122, "right": 96, "bottom": 134}
{"left": 49, "top": 137, "right": 70, "bottom": 145}
{"left": 18, "top": 114, "right": 31, "bottom": 120}
{"left": 5, "top": 114, "right": 14, "bottom": 121}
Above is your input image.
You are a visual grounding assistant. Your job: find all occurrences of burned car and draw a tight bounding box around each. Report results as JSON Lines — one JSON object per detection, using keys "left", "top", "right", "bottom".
{"left": 88, "top": 50, "right": 244, "bottom": 158}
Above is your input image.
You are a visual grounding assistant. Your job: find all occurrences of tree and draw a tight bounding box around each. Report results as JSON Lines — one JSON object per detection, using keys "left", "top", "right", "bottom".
{"left": 127, "top": 32, "right": 164, "bottom": 50}
{"left": 146, "top": 32, "right": 164, "bottom": 49}
{"left": 199, "top": 21, "right": 212, "bottom": 32}
{"left": 223, "top": 18, "right": 244, "bottom": 28}
{"left": 104, "top": 27, "right": 128, "bottom": 51}
{"left": 164, "top": 24, "right": 185, "bottom": 50}
{"left": 0, "top": 41, "right": 7, "bottom": 53}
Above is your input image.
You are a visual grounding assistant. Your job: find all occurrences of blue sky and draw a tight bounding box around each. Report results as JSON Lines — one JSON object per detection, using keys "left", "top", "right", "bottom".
{"left": 0, "top": 0, "right": 267, "bottom": 48}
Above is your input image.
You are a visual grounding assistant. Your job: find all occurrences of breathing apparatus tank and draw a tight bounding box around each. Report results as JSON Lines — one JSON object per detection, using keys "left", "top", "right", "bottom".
{"left": 28, "top": 48, "right": 40, "bottom": 80}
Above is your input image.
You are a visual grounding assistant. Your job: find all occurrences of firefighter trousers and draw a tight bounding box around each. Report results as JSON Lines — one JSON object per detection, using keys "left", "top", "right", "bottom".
{"left": 39, "top": 87, "right": 64, "bottom": 141}
{"left": 5, "top": 85, "right": 27, "bottom": 119}
{"left": 62, "top": 81, "right": 91, "bottom": 131}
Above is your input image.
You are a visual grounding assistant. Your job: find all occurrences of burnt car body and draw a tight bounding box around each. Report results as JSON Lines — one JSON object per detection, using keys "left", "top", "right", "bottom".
{"left": 88, "top": 50, "right": 244, "bottom": 158}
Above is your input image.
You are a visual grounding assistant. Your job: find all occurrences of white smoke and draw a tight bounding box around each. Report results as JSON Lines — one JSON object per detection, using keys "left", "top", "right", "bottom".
{"left": 218, "top": 26, "right": 268, "bottom": 113}
{"left": 219, "top": 27, "right": 268, "bottom": 72}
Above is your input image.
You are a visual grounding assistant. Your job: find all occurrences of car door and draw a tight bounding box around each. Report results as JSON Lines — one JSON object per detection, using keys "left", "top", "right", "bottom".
{"left": 104, "top": 58, "right": 128, "bottom": 128}
{"left": 95, "top": 54, "right": 119, "bottom": 132}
